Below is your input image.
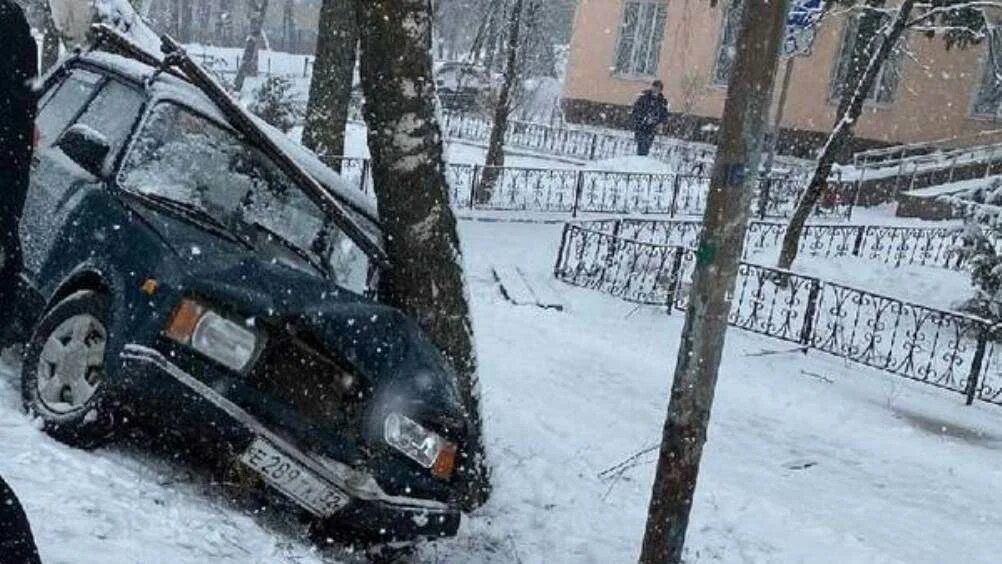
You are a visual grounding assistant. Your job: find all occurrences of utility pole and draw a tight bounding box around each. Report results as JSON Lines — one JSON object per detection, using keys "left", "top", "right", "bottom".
{"left": 639, "top": 2, "right": 791, "bottom": 563}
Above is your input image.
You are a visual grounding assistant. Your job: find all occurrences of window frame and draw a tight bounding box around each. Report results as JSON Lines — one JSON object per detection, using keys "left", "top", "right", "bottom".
{"left": 36, "top": 68, "right": 105, "bottom": 150}
{"left": 969, "top": 36, "right": 1002, "bottom": 121}
{"left": 828, "top": 11, "right": 905, "bottom": 110}
{"left": 711, "top": 0, "right": 743, "bottom": 89}
{"left": 611, "top": 0, "right": 669, "bottom": 81}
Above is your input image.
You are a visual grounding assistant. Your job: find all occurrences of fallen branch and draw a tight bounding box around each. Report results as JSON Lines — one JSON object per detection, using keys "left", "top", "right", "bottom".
{"left": 800, "top": 370, "right": 835, "bottom": 384}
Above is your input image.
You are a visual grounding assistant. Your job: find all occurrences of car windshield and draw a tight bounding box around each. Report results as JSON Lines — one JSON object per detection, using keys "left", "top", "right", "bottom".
{"left": 118, "top": 102, "right": 372, "bottom": 294}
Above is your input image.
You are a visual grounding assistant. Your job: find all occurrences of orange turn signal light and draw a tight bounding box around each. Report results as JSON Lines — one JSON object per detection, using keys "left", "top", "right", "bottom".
{"left": 163, "top": 299, "right": 205, "bottom": 344}
{"left": 431, "top": 443, "right": 457, "bottom": 480}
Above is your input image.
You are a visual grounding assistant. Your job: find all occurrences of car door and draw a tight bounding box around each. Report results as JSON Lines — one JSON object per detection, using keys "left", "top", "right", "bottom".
{"left": 22, "top": 69, "right": 146, "bottom": 279}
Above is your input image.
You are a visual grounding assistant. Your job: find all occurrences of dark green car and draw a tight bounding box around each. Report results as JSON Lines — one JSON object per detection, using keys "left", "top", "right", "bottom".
{"left": 14, "top": 51, "right": 467, "bottom": 541}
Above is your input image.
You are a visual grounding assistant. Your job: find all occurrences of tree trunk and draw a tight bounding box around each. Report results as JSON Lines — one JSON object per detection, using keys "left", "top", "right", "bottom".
{"left": 639, "top": 1, "right": 790, "bottom": 562}
{"left": 777, "top": 1, "right": 914, "bottom": 270}
{"left": 354, "top": 0, "right": 490, "bottom": 510}
{"left": 234, "top": 0, "right": 269, "bottom": 92}
{"left": 301, "top": 0, "right": 357, "bottom": 172}
{"left": 41, "top": 2, "right": 61, "bottom": 72}
{"left": 179, "top": 0, "right": 193, "bottom": 42}
{"left": 477, "top": 0, "right": 525, "bottom": 204}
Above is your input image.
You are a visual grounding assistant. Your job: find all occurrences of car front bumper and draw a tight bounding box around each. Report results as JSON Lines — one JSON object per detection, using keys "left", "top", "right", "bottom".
{"left": 119, "top": 343, "right": 462, "bottom": 540}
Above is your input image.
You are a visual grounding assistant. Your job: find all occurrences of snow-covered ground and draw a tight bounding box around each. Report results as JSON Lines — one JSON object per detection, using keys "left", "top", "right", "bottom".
{"left": 4, "top": 220, "right": 1001, "bottom": 563}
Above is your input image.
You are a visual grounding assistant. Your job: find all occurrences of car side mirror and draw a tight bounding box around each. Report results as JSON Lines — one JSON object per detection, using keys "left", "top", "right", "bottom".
{"left": 57, "top": 124, "right": 111, "bottom": 178}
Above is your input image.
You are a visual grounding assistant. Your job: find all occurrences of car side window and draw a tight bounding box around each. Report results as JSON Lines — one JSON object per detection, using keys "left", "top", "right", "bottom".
{"left": 71, "top": 79, "right": 146, "bottom": 170}
{"left": 36, "top": 69, "right": 103, "bottom": 148}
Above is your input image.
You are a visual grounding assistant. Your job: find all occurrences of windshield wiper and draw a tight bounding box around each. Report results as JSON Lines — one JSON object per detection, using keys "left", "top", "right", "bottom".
{"left": 124, "top": 191, "right": 255, "bottom": 250}
{"left": 248, "top": 220, "right": 329, "bottom": 278}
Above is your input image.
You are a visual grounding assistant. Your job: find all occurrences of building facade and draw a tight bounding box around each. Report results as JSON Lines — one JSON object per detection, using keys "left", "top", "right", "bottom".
{"left": 562, "top": 0, "right": 1002, "bottom": 157}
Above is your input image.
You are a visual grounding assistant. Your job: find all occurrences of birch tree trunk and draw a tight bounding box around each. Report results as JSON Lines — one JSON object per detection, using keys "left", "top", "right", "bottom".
{"left": 234, "top": 0, "right": 269, "bottom": 92}
{"left": 354, "top": 0, "right": 490, "bottom": 510}
{"left": 41, "top": 1, "right": 61, "bottom": 72}
{"left": 302, "top": 0, "right": 357, "bottom": 171}
{"left": 639, "top": 2, "right": 790, "bottom": 562}
{"left": 777, "top": 1, "right": 914, "bottom": 270}
{"left": 477, "top": 0, "right": 525, "bottom": 204}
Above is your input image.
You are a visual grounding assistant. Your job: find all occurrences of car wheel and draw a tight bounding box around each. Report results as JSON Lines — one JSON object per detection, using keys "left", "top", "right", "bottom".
{"left": 22, "top": 290, "right": 116, "bottom": 448}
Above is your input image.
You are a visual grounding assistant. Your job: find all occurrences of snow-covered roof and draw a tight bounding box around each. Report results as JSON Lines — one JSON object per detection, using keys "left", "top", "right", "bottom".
{"left": 77, "top": 51, "right": 379, "bottom": 222}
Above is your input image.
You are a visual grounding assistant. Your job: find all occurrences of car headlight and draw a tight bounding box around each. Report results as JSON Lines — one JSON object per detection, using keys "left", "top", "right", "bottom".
{"left": 164, "top": 298, "right": 258, "bottom": 371}
{"left": 383, "top": 412, "right": 456, "bottom": 480}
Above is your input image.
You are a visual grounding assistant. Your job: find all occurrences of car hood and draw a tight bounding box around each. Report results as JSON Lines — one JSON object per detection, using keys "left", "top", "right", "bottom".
{"left": 134, "top": 204, "right": 465, "bottom": 417}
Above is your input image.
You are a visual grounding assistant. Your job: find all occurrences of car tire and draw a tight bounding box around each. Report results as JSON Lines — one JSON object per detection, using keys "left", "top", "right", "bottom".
{"left": 21, "top": 290, "right": 117, "bottom": 449}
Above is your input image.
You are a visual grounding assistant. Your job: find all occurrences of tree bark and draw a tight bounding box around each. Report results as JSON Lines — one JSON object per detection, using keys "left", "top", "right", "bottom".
{"left": 639, "top": 1, "right": 790, "bottom": 562}
{"left": 234, "top": 0, "right": 269, "bottom": 92}
{"left": 301, "top": 0, "right": 358, "bottom": 171}
{"left": 477, "top": 0, "right": 525, "bottom": 204}
{"left": 41, "top": 1, "right": 61, "bottom": 72}
{"left": 354, "top": 0, "right": 490, "bottom": 510}
{"left": 777, "top": 1, "right": 914, "bottom": 270}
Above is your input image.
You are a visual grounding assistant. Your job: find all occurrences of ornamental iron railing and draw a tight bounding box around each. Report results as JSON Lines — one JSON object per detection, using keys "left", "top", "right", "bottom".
{"left": 553, "top": 222, "right": 1002, "bottom": 407}
{"left": 326, "top": 157, "right": 853, "bottom": 220}
{"left": 588, "top": 218, "right": 967, "bottom": 271}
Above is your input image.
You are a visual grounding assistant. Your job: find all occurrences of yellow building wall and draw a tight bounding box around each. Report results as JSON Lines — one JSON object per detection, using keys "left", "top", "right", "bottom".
{"left": 563, "top": 0, "right": 1001, "bottom": 147}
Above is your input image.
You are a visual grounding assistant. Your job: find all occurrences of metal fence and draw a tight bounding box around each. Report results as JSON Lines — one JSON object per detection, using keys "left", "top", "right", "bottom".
{"left": 438, "top": 111, "right": 719, "bottom": 169}
{"left": 553, "top": 223, "right": 1002, "bottom": 407}
{"left": 327, "top": 156, "right": 853, "bottom": 220}
{"left": 591, "top": 218, "right": 967, "bottom": 270}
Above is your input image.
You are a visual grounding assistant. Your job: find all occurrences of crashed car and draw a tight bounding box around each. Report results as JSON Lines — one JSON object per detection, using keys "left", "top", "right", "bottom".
{"left": 13, "top": 50, "right": 469, "bottom": 541}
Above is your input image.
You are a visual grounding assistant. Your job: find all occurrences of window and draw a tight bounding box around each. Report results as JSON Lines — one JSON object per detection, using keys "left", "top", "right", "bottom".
{"left": 73, "top": 80, "right": 146, "bottom": 169}
{"left": 36, "top": 69, "right": 103, "bottom": 148}
{"left": 613, "top": 1, "right": 668, "bottom": 78}
{"left": 972, "top": 32, "right": 1002, "bottom": 118}
{"left": 713, "top": 0, "right": 743, "bottom": 86}
{"left": 119, "top": 103, "right": 372, "bottom": 293}
{"left": 830, "top": 11, "right": 903, "bottom": 105}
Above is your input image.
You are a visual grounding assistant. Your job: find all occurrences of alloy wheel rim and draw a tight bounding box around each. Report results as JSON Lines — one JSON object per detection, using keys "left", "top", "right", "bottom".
{"left": 35, "top": 314, "right": 107, "bottom": 414}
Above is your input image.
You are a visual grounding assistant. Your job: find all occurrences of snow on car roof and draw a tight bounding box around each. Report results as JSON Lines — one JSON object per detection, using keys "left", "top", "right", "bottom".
{"left": 79, "top": 51, "right": 380, "bottom": 222}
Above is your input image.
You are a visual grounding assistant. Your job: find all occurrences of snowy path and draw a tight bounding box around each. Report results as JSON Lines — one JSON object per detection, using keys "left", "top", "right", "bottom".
{"left": 421, "top": 222, "right": 1002, "bottom": 563}
{"left": 0, "top": 356, "right": 333, "bottom": 563}
{"left": 2, "top": 220, "right": 1000, "bottom": 562}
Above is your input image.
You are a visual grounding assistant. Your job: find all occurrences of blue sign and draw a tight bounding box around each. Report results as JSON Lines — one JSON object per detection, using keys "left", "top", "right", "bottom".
{"left": 784, "top": 0, "right": 825, "bottom": 57}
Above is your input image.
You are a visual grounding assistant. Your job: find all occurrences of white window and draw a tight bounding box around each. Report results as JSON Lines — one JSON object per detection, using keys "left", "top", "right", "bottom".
{"left": 830, "top": 11, "right": 903, "bottom": 105}
{"left": 712, "top": 0, "right": 743, "bottom": 86}
{"left": 972, "top": 32, "right": 1002, "bottom": 119}
{"left": 613, "top": 1, "right": 668, "bottom": 78}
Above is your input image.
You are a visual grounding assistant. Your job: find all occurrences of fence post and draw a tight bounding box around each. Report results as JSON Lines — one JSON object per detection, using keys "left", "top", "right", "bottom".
{"left": 852, "top": 226, "right": 866, "bottom": 257}
{"left": 668, "top": 174, "right": 682, "bottom": 217}
{"left": 470, "top": 165, "right": 481, "bottom": 209}
{"left": 664, "top": 246, "right": 686, "bottom": 315}
{"left": 757, "top": 175, "right": 771, "bottom": 220}
{"left": 553, "top": 223, "right": 572, "bottom": 279}
{"left": 966, "top": 331, "right": 989, "bottom": 405}
{"left": 588, "top": 132, "right": 599, "bottom": 161}
{"left": 572, "top": 170, "right": 586, "bottom": 217}
{"left": 798, "top": 278, "right": 823, "bottom": 347}
{"left": 357, "top": 159, "right": 369, "bottom": 193}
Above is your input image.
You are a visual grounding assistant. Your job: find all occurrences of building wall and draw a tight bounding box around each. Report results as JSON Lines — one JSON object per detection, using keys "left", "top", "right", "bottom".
{"left": 562, "top": 0, "right": 1002, "bottom": 153}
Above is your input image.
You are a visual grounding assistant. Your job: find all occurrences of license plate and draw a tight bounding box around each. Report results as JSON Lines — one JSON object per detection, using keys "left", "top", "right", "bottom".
{"left": 240, "top": 438, "right": 349, "bottom": 517}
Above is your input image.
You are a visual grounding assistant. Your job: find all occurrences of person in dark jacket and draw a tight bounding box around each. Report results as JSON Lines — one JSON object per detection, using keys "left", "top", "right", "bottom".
{"left": 630, "top": 80, "right": 669, "bottom": 157}
{"left": 0, "top": 0, "right": 38, "bottom": 311}
{"left": 0, "top": 475, "right": 41, "bottom": 564}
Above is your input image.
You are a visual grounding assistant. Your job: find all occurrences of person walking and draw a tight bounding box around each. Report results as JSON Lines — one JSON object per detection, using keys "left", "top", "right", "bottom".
{"left": 0, "top": 0, "right": 39, "bottom": 311}
{"left": 631, "top": 79, "right": 669, "bottom": 157}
